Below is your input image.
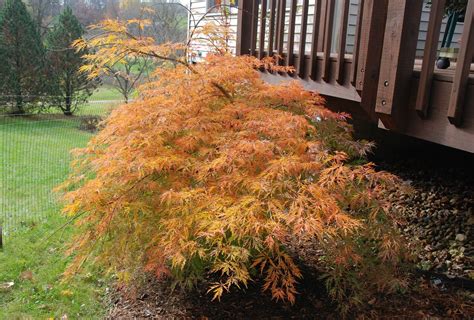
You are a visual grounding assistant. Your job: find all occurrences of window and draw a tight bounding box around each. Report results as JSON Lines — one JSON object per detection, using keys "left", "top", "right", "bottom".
{"left": 207, "top": 0, "right": 239, "bottom": 13}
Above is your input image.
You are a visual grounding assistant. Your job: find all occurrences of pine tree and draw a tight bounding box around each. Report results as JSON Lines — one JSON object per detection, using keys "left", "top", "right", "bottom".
{"left": 46, "top": 7, "right": 98, "bottom": 115}
{"left": 0, "top": 0, "right": 45, "bottom": 114}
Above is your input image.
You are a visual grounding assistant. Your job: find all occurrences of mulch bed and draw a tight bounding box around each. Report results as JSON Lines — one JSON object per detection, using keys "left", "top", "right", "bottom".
{"left": 106, "top": 272, "right": 474, "bottom": 319}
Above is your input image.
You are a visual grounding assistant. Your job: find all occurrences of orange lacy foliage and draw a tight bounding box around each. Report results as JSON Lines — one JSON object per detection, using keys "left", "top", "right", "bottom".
{"left": 60, "top": 17, "right": 410, "bottom": 312}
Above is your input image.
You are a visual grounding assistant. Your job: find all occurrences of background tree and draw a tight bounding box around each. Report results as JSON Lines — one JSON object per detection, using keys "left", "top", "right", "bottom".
{"left": 150, "top": 1, "right": 188, "bottom": 43}
{"left": 84, "top": 2, "right": 187, "bottom": 103}
{"left": 46, "top": 7, "right": 98, "bottom": 115}
{"left": 25, "top": 0, "right": 61, "bottom": 37}
{"left": 128, "top": 0, "right": 187, "bottom": 43}
{"left": 0, "top": 0, "right": 45, "bottom": 114}
{"left": 106, "top": 56, "right": 150, "bottom": 103}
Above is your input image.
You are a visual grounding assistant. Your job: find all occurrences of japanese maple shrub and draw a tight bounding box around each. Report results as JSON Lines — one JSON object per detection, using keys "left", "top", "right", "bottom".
{"left": 60, "top": 20, "right": 410, "bottom": 313}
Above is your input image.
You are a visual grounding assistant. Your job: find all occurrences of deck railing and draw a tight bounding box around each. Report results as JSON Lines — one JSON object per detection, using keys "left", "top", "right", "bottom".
{"left": 236, "top": 0, "right": 474, "bottom": 130}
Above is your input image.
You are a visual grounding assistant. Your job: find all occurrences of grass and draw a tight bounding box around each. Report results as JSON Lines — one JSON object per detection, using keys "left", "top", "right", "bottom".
{"left": 88, "top": 85, "right": 124, "bottom": 101}
{"left": 0, "top": 215, "right": 108, "bottom": 319}
{"left": 76, "top": 86, "right": 125, "bottom": 117}
{"left": 0, "top": 91, "right": 122, "bottom": 318}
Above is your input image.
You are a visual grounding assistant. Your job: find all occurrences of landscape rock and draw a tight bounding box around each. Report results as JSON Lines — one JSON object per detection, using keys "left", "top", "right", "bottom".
{"left": 378, "top": 158, "right": 473, "bottom": 278}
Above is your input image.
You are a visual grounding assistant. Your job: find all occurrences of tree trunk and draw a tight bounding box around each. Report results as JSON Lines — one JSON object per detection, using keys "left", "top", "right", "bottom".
{"left": 64, "top": 77, "right": 73, "bottom": 116}
{"left": 64, "top": 95, "right": 73, "bottom": 116}
{"left": 14, "top": 87, "right": 24, "bottom": 114}
{"left": 14, "top": 44, "right": 24, "bottom": 114}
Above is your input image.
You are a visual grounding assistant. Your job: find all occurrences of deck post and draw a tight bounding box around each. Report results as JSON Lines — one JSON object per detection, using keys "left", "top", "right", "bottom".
{"left": 236, "top": 0, "right": 254, "bottom": 56}
{"left": 375, "top": 0, "right": 424, "bottom": 130}
{"left": 355, "top": 0, "right": 389, "bottom": 121}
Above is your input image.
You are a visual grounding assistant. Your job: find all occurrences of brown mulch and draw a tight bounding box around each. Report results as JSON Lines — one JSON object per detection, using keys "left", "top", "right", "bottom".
{"left": 106, "top": 272, "right": 474, "bottom": 320}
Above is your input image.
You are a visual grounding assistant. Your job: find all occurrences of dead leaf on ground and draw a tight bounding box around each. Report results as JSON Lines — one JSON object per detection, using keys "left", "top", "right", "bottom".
{"left": 61, "top": 289, "right": 74, "bottom": 297}
{"left": 20, "top": 270, "right": 34, "bottom": 281}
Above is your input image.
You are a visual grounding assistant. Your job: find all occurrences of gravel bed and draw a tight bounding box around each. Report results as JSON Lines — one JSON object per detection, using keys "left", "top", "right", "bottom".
{"left": 372, "top": 138, "right": 474, "bottom": 280}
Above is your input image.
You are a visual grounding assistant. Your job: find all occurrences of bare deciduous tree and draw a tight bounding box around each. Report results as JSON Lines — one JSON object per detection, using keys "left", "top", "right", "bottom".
{"left": 143, "top": 0, "right": 188, "bottom": 44}
{"left": 102, "top": 1, "right": 187, "bottom": 101}
{"left": 107, "top": 56, "right": 150, "bottom": 103}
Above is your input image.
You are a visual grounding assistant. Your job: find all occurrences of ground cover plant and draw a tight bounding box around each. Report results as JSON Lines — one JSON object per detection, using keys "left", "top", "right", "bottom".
{"left": 58, "top": 18, "right": 413, "bottom": 315}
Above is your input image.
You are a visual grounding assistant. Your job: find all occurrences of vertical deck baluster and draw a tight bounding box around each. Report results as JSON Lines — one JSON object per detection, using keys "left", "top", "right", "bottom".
{"left": 415, "top": 0, "right": 446, "bottom": 118}
{"left": 236, "top": 0, "right": 254, "bottom": 55}
{"left": 322, "top": 0, "right": 335, "bottom": 82}
{"left": 275, "top": 0, "right": 282, "bottom": 51}
{"left": 287, "top": 0, "right": 298, "bottom": 67}
{"left": 336, "top": 0, "right": 350, "bottom": 84}
{"left": 250, "top": 0, "right": 259, "bottom": 57}
{"left": 276, "top": 0, "right": 287, "bottom": 63}
{"left": 351, "top": 0, "right": 365, "bottom": 85}
{"left": 298, "top": 0, "right": 310, "bottom": 77}
{"left": 259, "top": 0, "right": 268, "bottom": 59}
{"left": 447, "top": 0, "right": 474, "bottom": 126}
{"left": 268, "top": 0, "right": 276, "bottom": 57}
{"left": 310, "top": 0, "right": 323, "bottom": 80}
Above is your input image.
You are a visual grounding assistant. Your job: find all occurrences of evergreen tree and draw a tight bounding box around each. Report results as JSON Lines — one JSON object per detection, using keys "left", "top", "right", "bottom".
{"left": 0, "top": 0, "right": 45, "bottom": 114}
{"left": 46, "top": 7, "right": 98, "bottom": 115}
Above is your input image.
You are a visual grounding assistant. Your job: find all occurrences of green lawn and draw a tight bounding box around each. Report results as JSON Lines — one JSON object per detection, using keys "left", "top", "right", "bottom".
{"left": 76, "top": 86, "right": 125, "bottom": 117}
{"left": 89, "top": 85, "right": 124, "bottom": 101}
{"left": 0, "top": 107, "right": 115, "bottom": 318}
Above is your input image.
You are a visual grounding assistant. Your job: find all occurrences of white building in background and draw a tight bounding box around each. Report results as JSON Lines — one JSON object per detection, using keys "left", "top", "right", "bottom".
{"left": 187, "top": 0, "right": 464, "bottom": 61}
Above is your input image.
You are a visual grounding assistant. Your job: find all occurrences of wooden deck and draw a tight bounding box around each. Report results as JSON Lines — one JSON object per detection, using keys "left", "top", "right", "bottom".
{"left": 236, "top": 0, "right": 474, "bottom": 153}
